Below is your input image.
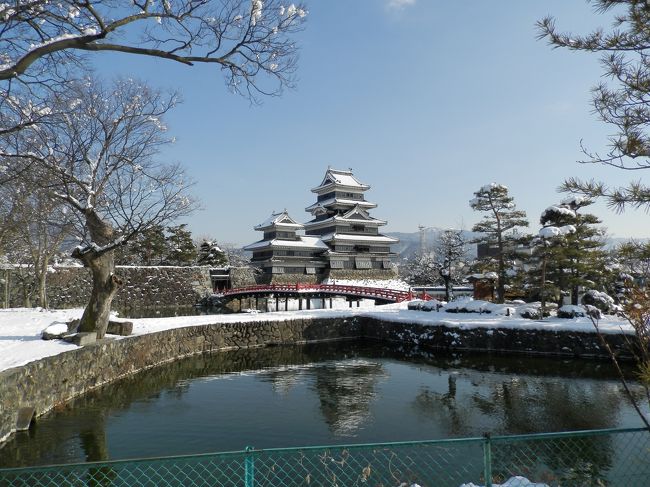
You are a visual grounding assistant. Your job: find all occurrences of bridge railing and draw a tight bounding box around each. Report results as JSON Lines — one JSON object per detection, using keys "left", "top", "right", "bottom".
{"left": 219, "top": 284, "right": 430, "bottom": 302}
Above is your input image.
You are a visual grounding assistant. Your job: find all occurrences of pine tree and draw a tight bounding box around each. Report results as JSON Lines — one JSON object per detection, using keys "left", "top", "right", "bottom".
{"left": 165, "top": 224, "right": 197, "bottom": 266}
{"left": 126, "top": 225, "right": 167, "bottom": 265}
{"left": 538, "top": 2, "right": 650, "bottom": 210}
{"left": 538, "top": 197, "right": 609, "bottom": 305}
{"left": 197, "top": 240, "right": 229, "bottom": 267}
{"left": 470, "top": 183, "right": 529, "bottom": 303}
{"left": 614, "top": 240, "right": 650, "bottom": 287}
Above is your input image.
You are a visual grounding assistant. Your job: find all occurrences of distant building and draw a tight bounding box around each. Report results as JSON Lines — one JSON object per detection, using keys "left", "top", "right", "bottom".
{"left": 304, "top": 168, "right": 398, "bottom": 276}
{"left": 244, "top": 168, "right": 399, "bottom": 283}
{"left": 243, "top": 210, "right": 329, "bottom": 283}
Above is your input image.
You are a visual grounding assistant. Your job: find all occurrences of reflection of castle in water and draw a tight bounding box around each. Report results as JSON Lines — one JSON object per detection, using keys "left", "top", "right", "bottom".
{"left": 309, "top": 360, "right": 387, "bottom": 437}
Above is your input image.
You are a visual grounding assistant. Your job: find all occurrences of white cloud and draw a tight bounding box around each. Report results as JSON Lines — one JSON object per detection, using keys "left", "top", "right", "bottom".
{"left": 387, "top": 0, "right": 416, "bottom": 9}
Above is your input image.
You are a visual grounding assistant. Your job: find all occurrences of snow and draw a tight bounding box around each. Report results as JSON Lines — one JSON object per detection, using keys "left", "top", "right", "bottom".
{"left": 480, "top": 182, "right": 508, "bottom": 193}
{"left": 254, "top": 211, "right": 303, "bottom": 230}
{"left": 320, "top": 233, "right": 399, "bottom": 243}
{"left": 461, "top": 477, "right": 548, "bottom": 487}
{"left": 538, "top": 225, "right": 576, "bottom": 240}
{"left": 322, "top": 277, "right": 410, "bottom": 291}
{"left": 42, "top": 322, "right": 69, "bottom": 336}
{"left": 560, "top": 195, "right": 589, "bottom": 207}
{"left": 243, "top": 236, "right": 328, "bottom": 251}
{"left": 305, "top": 198, "right": 376, "bottom": 212}
{"left": 313, "top": 168, "right": 369, "bottom": 191}
{"left": 541, "top": 205, "right": 576, "bottom": 219}
{"left": 0, "top": 299, "right": 634, "bottom": 374}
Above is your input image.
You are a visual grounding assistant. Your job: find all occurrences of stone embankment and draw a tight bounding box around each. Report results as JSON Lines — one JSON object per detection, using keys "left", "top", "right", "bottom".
{"left": 0, "top": 314, "right": 636, "bottom": 448}
{"left": 1, "top": 265, "right": 256, "bottom": 309}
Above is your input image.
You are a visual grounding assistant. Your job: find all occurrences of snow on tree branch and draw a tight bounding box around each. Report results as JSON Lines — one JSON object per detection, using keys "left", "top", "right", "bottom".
{"left": 0, "top": 0, "right": 307, "bottom": 100}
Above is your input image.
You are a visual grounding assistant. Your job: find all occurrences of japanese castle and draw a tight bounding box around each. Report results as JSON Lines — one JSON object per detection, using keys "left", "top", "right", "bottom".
{"left": 244, "top": 168, "right": 398, "bottom": 283}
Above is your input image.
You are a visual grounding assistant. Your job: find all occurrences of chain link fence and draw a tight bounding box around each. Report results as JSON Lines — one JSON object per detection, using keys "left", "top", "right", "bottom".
{"left": 1, "top": 427, "right": 648, "bottom": 487}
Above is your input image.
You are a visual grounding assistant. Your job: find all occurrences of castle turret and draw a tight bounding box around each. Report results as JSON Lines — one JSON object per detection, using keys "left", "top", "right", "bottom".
{"left": 243, "top": 210, "right": 328, "bottom": 282}
{"left": 304, "top": 168, "right": 398, "bottom": 275}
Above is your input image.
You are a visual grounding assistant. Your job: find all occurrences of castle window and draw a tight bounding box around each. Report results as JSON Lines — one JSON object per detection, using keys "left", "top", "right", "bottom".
{"left": 355, "top": 258, "right": 372, "bottom": 269}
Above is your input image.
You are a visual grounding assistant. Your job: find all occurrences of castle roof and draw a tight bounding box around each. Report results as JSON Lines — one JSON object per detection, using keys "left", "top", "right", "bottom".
{"left": 304, "top": 205, "right": 387, "bottom": 229}
{"left": 320, "top": 233, "right": 399, "bottom": 244}
{"left": 311, "top": 168, "right": 370, "bottom": 193}
{"left": 305, "top": 198, "right": 377, "bottom": 213}
{"left": 254, "top": 210, "right": 303, "bottom": 231}
{"left": 243, "top": 236, "right": 328, "bottom": 251}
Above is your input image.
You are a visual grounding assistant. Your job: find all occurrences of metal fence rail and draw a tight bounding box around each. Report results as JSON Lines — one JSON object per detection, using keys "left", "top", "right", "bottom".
{"left": 1, "top": 427, "right": 649, "bottom": 487}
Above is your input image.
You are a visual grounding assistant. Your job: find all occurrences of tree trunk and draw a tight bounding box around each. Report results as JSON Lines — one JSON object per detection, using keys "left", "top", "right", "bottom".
{"left": 497, "top": 237, "right": 506, "bottom": 304}
{"left": 37, "top": 261, "right": 48, "bottom": 309}
{"left": 77, "top": 251, "right": 121, "bottom": 338}
{"left": 571, "top": 284, "right": 579, "bottom": 306}
{"left": 74, "top": 210, "right": 123, "bottom": 339}
{"left": 443, "top": 275, "right": 452, "bottom": 302}
{"left": 540, "top": 253, "right": 547, "bottom": 321}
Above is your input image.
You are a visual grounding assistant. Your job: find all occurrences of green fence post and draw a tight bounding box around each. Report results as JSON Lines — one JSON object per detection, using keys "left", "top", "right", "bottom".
{"left": 245, "top": 446, "right": 255, "bottom": 487}
{"left": 483, "top": 433, "right": 492, "bottom": 487}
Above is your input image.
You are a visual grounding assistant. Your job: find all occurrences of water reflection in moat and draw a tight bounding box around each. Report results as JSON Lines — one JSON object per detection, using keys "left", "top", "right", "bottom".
{"left": 1, "top": 341, "right": 647, "bottom": 468}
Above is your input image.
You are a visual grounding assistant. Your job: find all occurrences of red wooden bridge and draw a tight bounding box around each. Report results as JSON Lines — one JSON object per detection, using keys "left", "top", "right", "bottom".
{"left": 218, "top": 284, "right": 430, "bottom": 304}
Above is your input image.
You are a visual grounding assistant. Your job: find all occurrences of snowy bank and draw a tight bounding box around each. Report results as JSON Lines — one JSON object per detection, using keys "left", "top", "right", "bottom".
{"left": 0, "top": 302, "right": 633, "bottom": 373}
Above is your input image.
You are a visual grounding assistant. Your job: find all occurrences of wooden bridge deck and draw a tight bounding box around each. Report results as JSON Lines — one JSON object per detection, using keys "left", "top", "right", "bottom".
{"left": 219, "top": 284, "right": 429, "bottom": 303}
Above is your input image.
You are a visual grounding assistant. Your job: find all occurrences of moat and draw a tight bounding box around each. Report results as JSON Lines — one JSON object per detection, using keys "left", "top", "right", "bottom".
{"left": 0, "top": 341, "right": 646, "bottom": 468}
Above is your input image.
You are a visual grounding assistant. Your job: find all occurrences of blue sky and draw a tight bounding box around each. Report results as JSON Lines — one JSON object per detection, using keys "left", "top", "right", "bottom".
{"left": 96, "top": 1, "right": 648, "bottom": 245}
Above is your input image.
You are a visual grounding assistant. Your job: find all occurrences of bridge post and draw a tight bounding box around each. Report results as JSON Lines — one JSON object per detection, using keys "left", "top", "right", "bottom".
{"left": 329, "top": 297, "right": 333, "bottom": 309}
{"left": 255, "top": 296, "right": 259, "bottom": 310}
{"left": 275, "top": 296, "right": 279, "bottom": 312}
{"left": 321, "top": 297, "right": 325, "bottom": 309}
{"left": 285, "top": 297, "right": 288, "bottom": 311}
{"left": 299, "top": 298, "right": 302, "bottom": 310}
{"left": 307, "top": 297, "right": 311, "bottom": 310}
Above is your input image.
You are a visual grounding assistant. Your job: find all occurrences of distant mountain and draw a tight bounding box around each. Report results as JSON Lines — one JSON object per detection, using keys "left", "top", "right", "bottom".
{"left": 387, "top": 229, "right": 648, "bottom": 259}
{"left": 386, "top": 228, "right": 480, "bottom": 260}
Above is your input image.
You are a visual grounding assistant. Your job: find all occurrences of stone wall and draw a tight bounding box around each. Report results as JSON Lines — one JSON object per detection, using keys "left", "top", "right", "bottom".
{"left": 360, "top": 318, "right": 638, "bottom": 361}
{"left": 258, "top": 273, "right": 321, "bottom": 285}
{"left": 228, "top": 267, "right": 257, "bottom": 288}
{"left": 2, "top": 266, "right": 214, "bottom": 309}
{"left": 326, "top": 268, "right": 398, "bottom": 281}
{"left": 0, "top": 313, "right": 638, "bottom": 448}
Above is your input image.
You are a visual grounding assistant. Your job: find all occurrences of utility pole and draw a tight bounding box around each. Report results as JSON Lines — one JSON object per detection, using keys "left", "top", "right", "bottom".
{"left": 418, "top": 225, "right": 426, "bottom": 255}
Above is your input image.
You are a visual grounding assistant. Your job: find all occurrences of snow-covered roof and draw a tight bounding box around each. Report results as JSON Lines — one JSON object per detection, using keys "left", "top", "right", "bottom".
{"left": 311, "top": 168, "right": 370, "bottom": 193}
{"left": 244, "top": 236, "right": 329, "bottom": 251}
{"left": 254, "top": 211, "right": 304, "bottom": 231}
{"left": 320, "top": 233, "right": 399, "bottom": 244}
{"left": 305, "top": 206, "right": 386, "bottom": 227}
{"left": 304, "top": 214, "right": 387, "bottom": 229}
{"left": 305, "top": 198, "right": 376, "bottom": 212}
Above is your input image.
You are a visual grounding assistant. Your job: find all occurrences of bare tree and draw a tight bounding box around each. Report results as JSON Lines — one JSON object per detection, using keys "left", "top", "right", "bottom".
{"left": 401, "top": 251, "right": 438, "bottom": 286}
{"left": 0, "top": 0, "right": 306, "bottom": 94}
{"left": 3, "top": 178, "right": 73, "bottom": 307}
{"left": 0, "top": 0, "right": 307, "bottom": 146}
{"left": 435, "top": 229, "right": 468, "bottom": 302}
{"left": 1, "top": 78, "right": 196, "bottom": 337}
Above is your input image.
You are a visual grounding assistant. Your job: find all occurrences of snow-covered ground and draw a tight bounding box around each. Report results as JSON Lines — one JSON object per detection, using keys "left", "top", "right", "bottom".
{"left": 321, "top": 277, "right": 411, "bottom": 291}
{"left": 0, "top": 300, "right": 633, "bottom": 373}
